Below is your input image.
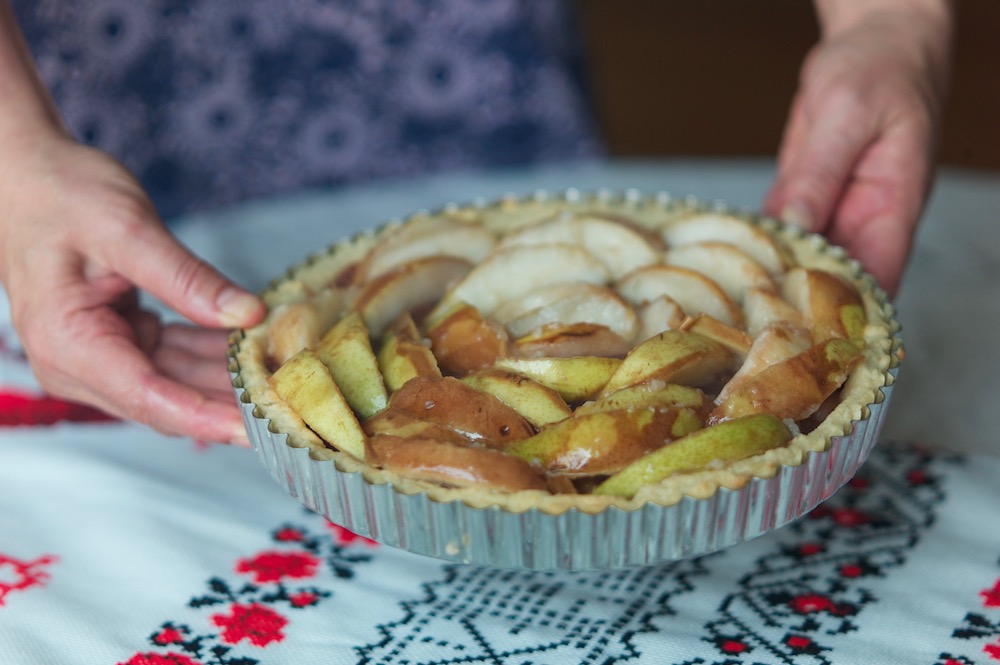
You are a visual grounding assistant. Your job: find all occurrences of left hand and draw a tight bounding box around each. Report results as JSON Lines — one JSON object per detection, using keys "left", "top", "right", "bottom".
{"left": 763, "top": 1, "right": 953, "bottom": 296}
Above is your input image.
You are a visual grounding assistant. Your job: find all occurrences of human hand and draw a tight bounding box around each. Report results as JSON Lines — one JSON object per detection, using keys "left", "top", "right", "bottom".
{"left": 0, "top": 132, "right": 266, "bottom": 444}
{"left": 764, "top": 0, "right": 953, "bottom": 296}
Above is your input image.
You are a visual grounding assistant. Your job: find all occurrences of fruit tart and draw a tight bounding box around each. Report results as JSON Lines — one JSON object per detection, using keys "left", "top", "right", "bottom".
{"left": 228, "top": 190, "right": 902, "bottom": 569}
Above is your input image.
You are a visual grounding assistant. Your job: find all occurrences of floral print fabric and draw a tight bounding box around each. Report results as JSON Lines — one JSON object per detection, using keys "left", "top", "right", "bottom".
{"left": 12, "top": 0, "right": 602, "bottom": 218}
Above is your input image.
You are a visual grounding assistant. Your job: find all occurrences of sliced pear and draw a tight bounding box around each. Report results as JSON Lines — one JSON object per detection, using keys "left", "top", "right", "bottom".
{"left": 782, "top": 268, "right": 866, "bottom": 342}
{"left": 575, "top": 383, "right": 708, "bottom": 416}
{"left": 660, "top": 213, "right": 793, "bottom": 275}
{"left": 430, "top": 243, "right": 610, "bottom": 320}
{"left": 381, "top": 376, "right": 534, "bottom": 448}
{"left": 462, "top": 368, "right": 572, "bottom": 428}
{"left": 362, "top": 411, "right": 471, "bottom": 446}
{"left": 512, "top": 323, "right": 631, "bottom": 359}
{"left": 267, "top": 348, "right": 366, "bottom": 460}
{"left": 506, "top": 407, "right": 703, "bottom": 477}
{"left": 593, "top": 413, "right": 793, "bottom": 498}
{"left": 494, "top": 356, "right": 622, "bottom": 403}
{"left": 715, "top": 323, "right": 813, "bottom": 404}
{"left": 680, "top": 314, "right": 752, "bottom": 358}
{"left": 366, "top": 436, "right": 548, "bottom": 492}
{"left": 425, "top": 303, "right": 510, "bottom": 376}
{"left": 617, "top": 265, "right": 743, "bottom": 327}
{"left": 354, "top": 256, "right": 472, "bottom": 337}
{"left": 480, "top": 198, "right": 562, "bottom": 235}
{"left": 743, "top": 286, "right": 806, "bottom": 339}
{"left": 376, "top": 313, "right": 441, "bottom": 394}
{"left": 499, "top": 213, "right": 662, "bottom": 279}
{"left": 265, "top": 288, "right": 346, "bottom": 366}
{"left": 495, "top": 282, "right": 639, "bottom": 342}
{"left": 315, "top": 311, "right": 388, "bottom": 419}
{"left": 599, "top": 330, "right": 734, "bottom": 398}
{"left": 664, "top": 242, "right": 775, "bottom": 302}
{"left": 358, "top": 214, "right": 496, "bottom": 281}
{"left": 710, "top": 337, "right": 865, "bottom": 423}
{"left": 635, "top": 295, "right": 687, "bottom": 341}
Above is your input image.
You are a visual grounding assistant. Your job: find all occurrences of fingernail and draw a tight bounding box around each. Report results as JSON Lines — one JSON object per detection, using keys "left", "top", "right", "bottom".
{"left": 217, "top": 287, "right": 261, "bottom": 327}
{"left": 780, "top": 202, "right": 815, "bottom": 231}
{"left": 230, "top": 427, "right": 252, "bottom": 448}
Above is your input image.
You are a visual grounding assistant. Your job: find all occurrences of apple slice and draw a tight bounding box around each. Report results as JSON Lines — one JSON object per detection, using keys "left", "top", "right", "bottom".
{"left": 357, "top": 214, "right": 496, "bottom": 282}
{"left": 593, "top": 413, "right": 793, "bottom": 499}
{"left": 315, "top": 311, "right": 388, "bottom": 419}
{"left": 268, "top": 348, "right": 366, "bottom": 460}
{"left": 782, "top": 268, "right": 866, "bottom": 342}
{"left": 429, "top": 243, "right": 610, "bottom": 320}
{"left": 617, "top": 265, "right": 743, "bottom": 327}
{"left": 498, "top": 213, "right": 662, "bottom": 279}
{"left": 599, "top": 330, "right": 734, "bottom": 397}
{"left": 494, "top": 356, "right": 622, "bottom": 403}
{"left": 511, "top": 323, "right": 632, "bottom": 359}
{"left": 425, "top": 303, "right": 510, "bottom": 376}
{"left": 353, "top": 256, "right": 472, "bottom": 337}
{"left": 715, "top": 323, "right": 813, "bottom": 404}
{"left": 381, "top": 376, "right": 534, "bottom": 448}
{"left": 494, "top": 282, "right": 639, "bottom": 343}
{"left": 367, "top": 436, "right": 548, "bottom": 492}
{"left": 664, "top": 241, "right": 775, "bottom": 302}
{"left": 462, "top": 368, "right": 572, "bottom": 428}
{"left": 710, "top": 337, "right": 865, "bottom": 423}
{"left": 575, "top": 382, "right": 708, "bottom": 416}
{"left": 660, "top": 213, "right": 793, "bottom": 275}
{"left": 742, "top": 286, "right": 806, "bottom": 338}
{"left": 506, "top": 407, "right": 703, "bottom": 477}
{"left": 635, "top": 295, "right": 687, "bottom": 341}
{"left": 679, "top": 314, "right": 752, "bottom": 358}
{"left": 376, "top": 313, "right": 441, "bottom": 394}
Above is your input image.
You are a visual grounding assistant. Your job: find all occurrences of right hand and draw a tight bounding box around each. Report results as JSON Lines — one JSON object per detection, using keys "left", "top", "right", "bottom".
{"left": 0, "top": 130, "right": 266, "bottom": 444}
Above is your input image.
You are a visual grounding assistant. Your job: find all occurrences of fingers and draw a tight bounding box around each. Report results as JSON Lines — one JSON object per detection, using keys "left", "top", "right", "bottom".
{"left": 154, "top": 325, "right": 236, "bottom": 395}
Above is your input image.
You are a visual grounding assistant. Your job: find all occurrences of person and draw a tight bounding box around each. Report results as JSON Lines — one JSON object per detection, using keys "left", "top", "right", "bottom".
{"left": 0, "top": 0, "right": 953, "bottom": 445}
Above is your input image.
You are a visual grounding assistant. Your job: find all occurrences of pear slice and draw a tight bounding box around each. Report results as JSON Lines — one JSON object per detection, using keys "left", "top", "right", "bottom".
{"left": 367, "top": 436, "right": 548, "bottom": 492}
{"left": 506, "top": 407, "right": 703, "bottom": 477}
{"left": 635, "top": 295, "right": 687, "bottom": 341}
{"left": 593, "top": 413, "right": 793, "bottom": 498}
{"left": 495, "top": 282, "right": 639, "bottom": 343}
{"left": 425, "top": 303, "right": 510, "bottom": 376}
{"left": 381, "top": 376, "right": 534, "bottom": 448}
{"left": 664, "top": 242, "right": 775, "bottom": 303}
{"left": 357, "top": 214, "right": 496, "bottom": 282}
{"left": 265, "top": 288, "right": 345, "bottom": 366}
{"left": 715, "top": 323, "right": 813, "bottom": 404}
{"left": 362, "top": 411, "right": 472, "bottom": 446}
{"left": 575, "top": 382, "right": 707, "bottom": 416}
{"left": 315, "top": 311, "right": 388, "bottom": 419}
{"left": 493, "top": 356, "right": 622, "bottom": 403}
{"left": 499, "top": 213, "right": 662, "bottom": 279}
{"left": 710, "top": 337, "right": 865, "bottom": 423}
{"left": 660, "top": 213, "right": 793, "bottom": 275}
{"left": 462, "top": 368, "right": 572, "bottom": 428}
{"left": 429, "top": 243, "right": 610, "bottom": 320}
{"left": 511, "top": 323, "right": 631, "bottom": 359}
{"left": 599, "top": 330, "right": 733, "bottom": 398}
{"left": 354, "top": 256, "right": 472, "bottom": 337}
{"left": 782, "top": 268, "right": 866, "bottom": 342}
{"left": 376, "top": 313, "right": 441, "bottom": 394}
{"left": 743, "top": 286, "right": 806, "bottom": 339}
{"left": 617, "top": 265, "right": 743, "bottom": 327}
{"left": 680, "top": 314, "right": 753, "bottom": 358}
{"left": 268, "top": 348, "right": 366, "bottom": 460}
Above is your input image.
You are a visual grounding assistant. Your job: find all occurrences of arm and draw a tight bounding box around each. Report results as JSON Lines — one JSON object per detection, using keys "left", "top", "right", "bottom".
{"left": 0, "top": 1, "right": 265, "bottom": 443}
{"left": 764, "top": 0, "right": 954, "bottom": 295}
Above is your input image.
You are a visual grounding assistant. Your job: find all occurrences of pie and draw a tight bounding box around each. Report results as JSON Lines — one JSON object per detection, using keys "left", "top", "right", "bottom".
{"left": 230, "top": 191, "right": 898, "bottom": 515}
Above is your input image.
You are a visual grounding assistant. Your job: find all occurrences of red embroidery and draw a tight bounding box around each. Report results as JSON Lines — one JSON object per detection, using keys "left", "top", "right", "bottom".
{"left": 986, "top": 640, "right": 1000, "bottom": 659}
{"left": 981, "top": 580, "right": 1000, "bottom": 608}
{"left": 0, "top": 552, "right": 57, "bottom": 606}
{"left": 234, "top": 550, "right": 320, "bottom": 584}
{"left": 325, "top": 521, "right": 378, "bottom": 547}
{"left": 211, "top": 602, "right": 288, "bottom": 647}
{"left": 120, "top": 653, "right": 202, "bottom": 665}
{"left": 0, "top": 390, "right": 117, "bottom": 427}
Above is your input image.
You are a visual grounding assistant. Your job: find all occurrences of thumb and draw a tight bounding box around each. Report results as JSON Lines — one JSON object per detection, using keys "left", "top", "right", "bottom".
{"left": 91, "top": 217, "right": 265, "bottom": 329}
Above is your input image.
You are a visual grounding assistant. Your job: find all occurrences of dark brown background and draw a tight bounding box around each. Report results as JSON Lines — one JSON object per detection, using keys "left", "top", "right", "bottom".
{"left": 577, "top": 0, "right": 999, "bottom": 170}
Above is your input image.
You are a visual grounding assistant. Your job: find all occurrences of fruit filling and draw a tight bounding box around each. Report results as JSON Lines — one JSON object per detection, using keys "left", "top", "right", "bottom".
{"left": 258, "top": 201, "right": 873, "bottom": 500}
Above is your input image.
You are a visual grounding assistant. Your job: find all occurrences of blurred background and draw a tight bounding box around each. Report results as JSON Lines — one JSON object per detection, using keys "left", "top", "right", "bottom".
{"left": 577, "top": 0, "right": 999, "bottom": 171}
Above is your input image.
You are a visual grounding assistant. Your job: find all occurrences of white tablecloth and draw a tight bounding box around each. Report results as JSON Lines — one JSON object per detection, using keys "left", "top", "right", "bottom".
{"left": 2, "top": 160, "right": 999, "bottom": 665}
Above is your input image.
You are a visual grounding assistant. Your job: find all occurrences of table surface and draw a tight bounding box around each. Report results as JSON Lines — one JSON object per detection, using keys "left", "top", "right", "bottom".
{"left": 2, "top": 159, "right": 999, "bottom": 665}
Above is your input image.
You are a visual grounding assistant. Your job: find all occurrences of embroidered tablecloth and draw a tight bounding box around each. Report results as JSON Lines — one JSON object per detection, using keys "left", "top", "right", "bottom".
{"left": 2, "top": 160, "right": 999, "bottom": 665}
